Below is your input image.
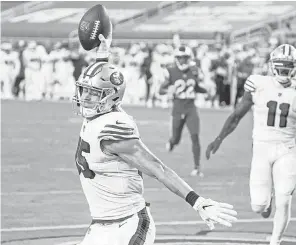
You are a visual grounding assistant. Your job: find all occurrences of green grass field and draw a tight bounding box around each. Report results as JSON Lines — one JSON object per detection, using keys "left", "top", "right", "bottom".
{"left": 1, "top": 100, "right": 296, "bottom": 244}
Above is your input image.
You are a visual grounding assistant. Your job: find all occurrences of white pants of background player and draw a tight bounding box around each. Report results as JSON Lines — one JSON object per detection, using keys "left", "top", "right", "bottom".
{"left": 78, "top": 207, "right": 155, "bottom": 245}
{"left": 250, "top": 140, "right": 296, "bottom": 243}
{"left": 24, "top": 68, "right": 46, "bottom": 101}
{"left": 1, "top": 65, "right": 16, "bottom": 99}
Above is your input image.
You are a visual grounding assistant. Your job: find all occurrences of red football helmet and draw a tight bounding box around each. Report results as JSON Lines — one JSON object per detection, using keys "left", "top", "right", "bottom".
{"left": 174, "top": 46, "right": 193, "bottom": 71}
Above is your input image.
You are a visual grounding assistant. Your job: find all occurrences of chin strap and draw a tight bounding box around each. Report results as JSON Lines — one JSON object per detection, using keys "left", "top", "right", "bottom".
{"left": 276, "top": 77, "right": 292, "bottom": 87}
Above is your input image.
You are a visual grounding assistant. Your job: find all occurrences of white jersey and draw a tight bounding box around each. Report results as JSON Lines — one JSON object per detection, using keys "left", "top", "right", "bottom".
{"left": 244, "top": 75, "right": 296, "bottom": 144}
{"left": 76, "top": 109, "right": 146, "bottom": 220}
{"left": 23, "top": 49, "right": 42, "bottom": 70}
{"left": 0, "top": 51, "right": 19, "bottom": 71}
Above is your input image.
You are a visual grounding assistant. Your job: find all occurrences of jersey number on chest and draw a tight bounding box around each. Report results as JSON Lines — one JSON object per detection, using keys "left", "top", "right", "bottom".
{"left": 174, "top": 79, "right": 196, "bottom": 99}
{"left": 75, "top": 137, "right": 95, "bottom": 179}
{"left": 266, "top": 100, "right": 290, "bottom": 128}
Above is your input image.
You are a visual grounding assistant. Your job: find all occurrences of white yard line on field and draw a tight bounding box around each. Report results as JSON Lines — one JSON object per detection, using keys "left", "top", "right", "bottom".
{"left": 0, "top": 188, "right": 166, "bottom": 196}
{"left": 1, "top": 218, "right": 296, "bottom": 232}
{"left": 2, "top": 180, "right": 231, "bottom": 196}
{"left": 0, "top": 187, "right": 223, "bottom": 196}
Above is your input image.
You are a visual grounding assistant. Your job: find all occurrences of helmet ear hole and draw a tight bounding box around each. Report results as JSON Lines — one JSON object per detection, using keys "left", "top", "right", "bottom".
{"left": 78, "top": 85, "right": 83, "bottom": 95}
{"left": 101, "top": 91, "right": 107, "bottom": 99}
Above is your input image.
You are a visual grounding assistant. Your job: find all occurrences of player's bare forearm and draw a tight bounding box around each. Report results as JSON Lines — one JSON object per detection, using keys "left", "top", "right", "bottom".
{"left": 159, "top": 87, "right": 167, "bottom": 95}
{"left": 217, "top": 92, "right": 253, "bottom": 141}
{"left": 102, "top": 139, "right": 193, "bottom": 199}
{"left": 206, "top": 92, "right": 253, "bottom": 159}
{"left": 195, "top": 85, "right": 208, "bottom": 94}
{"left": 159, "top": 80, "right": 170, "bottom": 95}
{"left": 217, "top": 114, "right": 241, "bottom": 141}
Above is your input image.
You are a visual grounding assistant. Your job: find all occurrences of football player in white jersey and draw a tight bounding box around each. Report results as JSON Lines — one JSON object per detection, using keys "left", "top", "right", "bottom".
{"left": 1, "top": 43, "right": 20, "bottom": 99}
{"left": 23, "top": 41, "right": 45, "bottom": 101}
{"left": 73, "top": 34, "right": 237, "bottom": 245}
{"left": 206, "top": 44, "right": 296, "bottom": 245}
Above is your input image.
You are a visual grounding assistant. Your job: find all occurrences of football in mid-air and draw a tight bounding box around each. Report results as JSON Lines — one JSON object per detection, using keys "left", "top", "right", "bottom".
{"left": 78, "top": 4, "right": 112, "bottom": 51}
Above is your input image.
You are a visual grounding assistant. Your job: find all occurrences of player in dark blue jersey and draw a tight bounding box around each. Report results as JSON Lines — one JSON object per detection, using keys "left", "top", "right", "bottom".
{"left": 159, "top": 46, "right": 207, "bottom": 177}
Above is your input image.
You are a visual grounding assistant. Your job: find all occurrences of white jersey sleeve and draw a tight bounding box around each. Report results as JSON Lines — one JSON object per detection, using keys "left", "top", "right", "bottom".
{"left": 244, "top": 75, "right": 257, "bottom": 94}
{"left": 98, "top": 114, "right": 140, "bottom": 142}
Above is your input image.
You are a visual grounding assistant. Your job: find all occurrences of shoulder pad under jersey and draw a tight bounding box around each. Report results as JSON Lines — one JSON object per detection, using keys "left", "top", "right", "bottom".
{"left": 291, "top": 78, "right": 296, "bottom": 88}
{"left": 98, "top": 112, "right": 140, "bottom": 141}
{"left": 244, "top": 74, "right": 269, "bottom": 93}
{"left": 166, "top": 65, "right": 175, "bottom": 72}
{"left": 190, "top": 65, "right": 199, "bottom": 75}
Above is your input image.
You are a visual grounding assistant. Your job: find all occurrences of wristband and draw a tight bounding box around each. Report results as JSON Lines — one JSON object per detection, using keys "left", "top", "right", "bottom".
{"left": 96, "top": 57, "right": 109, "bottom": 62}
{"left": 216, "top": 136, "right": 222, "bottom": 141}
{"left": 185, "top": 191, "right": 200, "bottom": 207}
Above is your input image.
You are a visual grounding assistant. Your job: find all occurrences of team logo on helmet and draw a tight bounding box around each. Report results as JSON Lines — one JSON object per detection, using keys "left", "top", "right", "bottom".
{"left": 110, "top": 71, "right": 124, "bottom": 85}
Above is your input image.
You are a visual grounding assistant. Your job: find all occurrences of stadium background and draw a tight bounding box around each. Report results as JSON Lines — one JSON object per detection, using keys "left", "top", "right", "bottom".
{"left": 1, "top": 1, "right": 296, "bottom": 106}
{"left": 1, "top": 1, "right": 296, "bottom": 244}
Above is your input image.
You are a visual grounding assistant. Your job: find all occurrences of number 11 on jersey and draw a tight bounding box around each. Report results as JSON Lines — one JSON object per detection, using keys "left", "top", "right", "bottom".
{"left": 266, "top": 100, "right": 290, "bottom": 128}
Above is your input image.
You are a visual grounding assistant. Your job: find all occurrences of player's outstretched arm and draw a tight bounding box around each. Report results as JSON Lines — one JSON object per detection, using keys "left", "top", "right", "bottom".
{"left": 206, "top": 91, "right": 254, "bottom": 160}
{"left": 159, "top": 79, "right": 171, "bottom": 95}
{"left": 195, "top": 83, "right": 208, "bottom": 94}
{"left": 102, "top": 138, "right": 237, "bottom": 229}
{"left": 159, "top": 69, "right": 171, "bottom": 95}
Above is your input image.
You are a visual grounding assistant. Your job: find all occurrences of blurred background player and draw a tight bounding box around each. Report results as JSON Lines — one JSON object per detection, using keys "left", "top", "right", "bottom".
{"left": 50, "top": 42, "right": 75, "bottom": 100}
{"left": 13, "top": 40, "right": 26, "bottom": 99}
{"left": 140, "top": 46, "right": 153, "bottom": 106}
{"left": 23, "top": 41, "right": 45, "bottom": 101}
{"left": 1, "top": 42, "right": 20, "bottom": 99}
{"left": 210, "top": 49, "right": 232, "bottom": 108}
{"left": 206, "top": 44, "right": 296, "bottom": 245}
{"left": 196, "top": 44, "right": 216, "bottom": 108}
{"left": 123, "top": 43, "right": 147, "bottom": 105}
{"left": 37, "top": 43, "right": 52, "bottom": 99}
{"left": 148, "top": 43, "right": 172, "bottom": 108}
{"left": 159, "top": 45, "right": 208, "bottom": 177}
{"left": 234, "top": 48, "right": 256, "bottom": 107}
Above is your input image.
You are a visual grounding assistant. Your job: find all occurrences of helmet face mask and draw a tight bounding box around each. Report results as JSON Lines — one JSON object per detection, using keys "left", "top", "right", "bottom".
{"left": 175, "top": 55, "right": 191, "bottom": 70}
{"left": 72, "top": 62, "right": 125, "bottom": 118}
{"left": 174, "top": 46, "right": 193, "bottom": 71}
{"left": 271, "top": 60, "right": 295, "bottom": 76}
{"left": 73, "top": 82, "right": 115, "bottom": 118}
{"left": 269, "top": 44, "right": 296, "bottom": 84}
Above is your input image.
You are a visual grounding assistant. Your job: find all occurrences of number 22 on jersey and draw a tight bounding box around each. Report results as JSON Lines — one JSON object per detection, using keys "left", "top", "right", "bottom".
{"left": 75, "top": 137, "right": 95, "bottom": 179}
{"left": 266, "top": 100, "right": 290, "bottom": 128}
{"left": 174, "top": 79, "right": 196, "bottom": 99}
